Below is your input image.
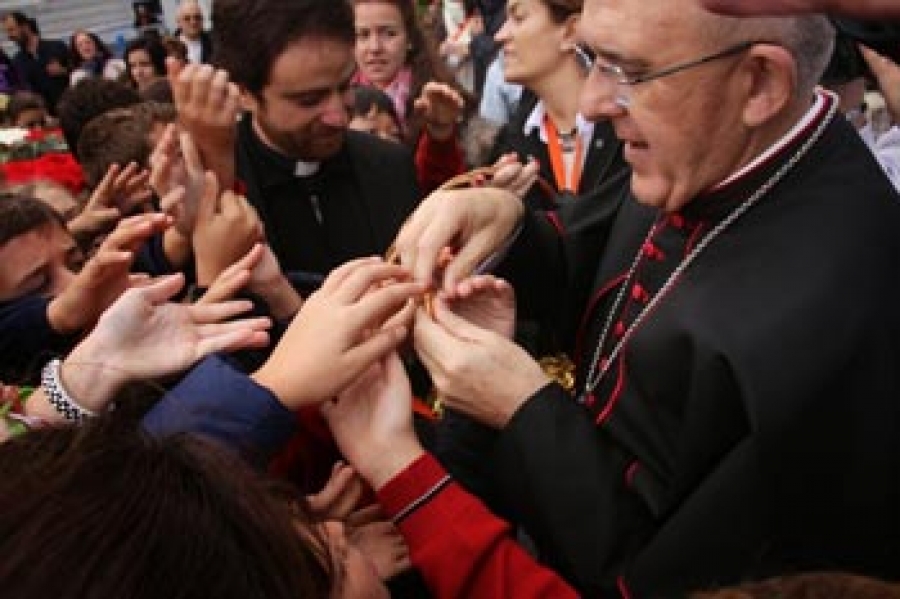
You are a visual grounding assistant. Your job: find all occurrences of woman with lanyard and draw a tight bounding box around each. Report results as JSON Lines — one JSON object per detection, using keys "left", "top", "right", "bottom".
{"left": 490, "top": 0, "right": 626, "bottom": 212}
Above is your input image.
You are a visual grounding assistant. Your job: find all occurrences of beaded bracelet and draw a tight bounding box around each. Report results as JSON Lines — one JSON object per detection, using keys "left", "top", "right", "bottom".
{"left": 40, "top": 358, "right": 97, "bottom": 423}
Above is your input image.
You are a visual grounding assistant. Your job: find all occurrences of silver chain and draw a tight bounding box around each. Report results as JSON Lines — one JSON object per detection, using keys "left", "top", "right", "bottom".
{"left": 582, "top": 99, "right": 839, "bottom": 397}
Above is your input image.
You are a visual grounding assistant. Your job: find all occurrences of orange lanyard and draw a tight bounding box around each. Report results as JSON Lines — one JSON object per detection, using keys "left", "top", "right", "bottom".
{"left": 543, "top": 114, "right": 584, "bottom": 193}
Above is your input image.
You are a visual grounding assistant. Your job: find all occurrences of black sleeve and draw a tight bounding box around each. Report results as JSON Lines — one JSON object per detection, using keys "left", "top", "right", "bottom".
{"left": 496, "top": 208, "right": 567, "bottom": 323}
{"left": 497, "top": 164, "right": 625, "bottom": 329}
{"left": 132, "top": 233, "right": 195, "bottom": 288}
{"left": 490, "top": 383, "right": 655, "bottom": 596}
{"left": 133, "top": 232, "right": 174, "bottom": 277}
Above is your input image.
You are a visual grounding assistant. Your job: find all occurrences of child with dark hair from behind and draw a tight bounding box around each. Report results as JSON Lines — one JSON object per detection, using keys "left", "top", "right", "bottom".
{"left": 349, "top": 85, "right": 404, "bottom": 143}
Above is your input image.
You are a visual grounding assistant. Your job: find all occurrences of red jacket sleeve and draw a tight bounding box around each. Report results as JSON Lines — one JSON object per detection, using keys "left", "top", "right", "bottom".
{"left": 378, "top": 453, "right": 579, "bottom": 599}
{"left": 414, "top": 131, "right": 466, "bottom": 196}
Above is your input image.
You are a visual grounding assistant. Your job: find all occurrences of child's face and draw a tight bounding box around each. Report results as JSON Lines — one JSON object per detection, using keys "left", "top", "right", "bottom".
{"left": 75, "top": 33, "right": 98, "bottom": 61}
{"left": 348, "top": 107, "right": 401, "bottom": 144}
{"left": 127, "top": 49, "right": 160, "bottom": 90}
{"left": 0, "top": 223, "right": 83, "bottom": 302}
{"left": 15, "top": 108, "right": 48, "bottom": 129}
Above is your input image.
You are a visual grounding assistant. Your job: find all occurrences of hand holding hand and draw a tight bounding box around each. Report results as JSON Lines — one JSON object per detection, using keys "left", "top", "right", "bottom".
{"left": 413, "top": 297, "right": 549, "bottom": 428}
{"left": 253, "top": 258, "right": 424, "bottom": 410}
{"left": 394, "top": 185, "right": 524, "bottom": 292}
{"left": 442, "top": 274, "right": 516, "bottom": 336}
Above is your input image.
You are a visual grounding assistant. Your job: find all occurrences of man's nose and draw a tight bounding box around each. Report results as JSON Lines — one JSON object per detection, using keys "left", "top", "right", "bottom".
{"left": 580, "top": 68, "right": 628, "bottom": 122}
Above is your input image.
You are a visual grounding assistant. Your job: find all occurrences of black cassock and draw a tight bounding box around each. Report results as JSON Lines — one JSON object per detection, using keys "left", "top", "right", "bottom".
{"left": 478, "top": 93, "right": 900, "bottom": 596}
{"left": 236, "top": 116, "right": 420, "bottom": 285}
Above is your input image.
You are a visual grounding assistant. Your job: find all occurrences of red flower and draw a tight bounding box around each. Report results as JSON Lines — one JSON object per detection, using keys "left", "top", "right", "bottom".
{"left": 0, "top": 152, "right": 85, "bottom": 196}
{"left": 24, "top": 127, "right": 64, "bottom": 143}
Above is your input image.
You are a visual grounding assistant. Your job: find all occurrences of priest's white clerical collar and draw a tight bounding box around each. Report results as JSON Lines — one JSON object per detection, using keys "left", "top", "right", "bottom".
{"left": 295, "top": 161, "right": 321, "bottom": 177}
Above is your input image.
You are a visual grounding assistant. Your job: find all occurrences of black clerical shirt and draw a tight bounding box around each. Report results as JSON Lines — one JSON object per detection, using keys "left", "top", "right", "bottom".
{"left": 235, "top": 116, "right": 420, "bottom": 284}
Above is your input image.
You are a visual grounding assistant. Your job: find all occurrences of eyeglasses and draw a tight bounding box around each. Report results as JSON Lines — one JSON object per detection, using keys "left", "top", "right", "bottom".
{"left": 182, "top": 14, "right": 203, "bottom": 21}
{"left": 593, "top": 41, "right": 757, "bottom": 109}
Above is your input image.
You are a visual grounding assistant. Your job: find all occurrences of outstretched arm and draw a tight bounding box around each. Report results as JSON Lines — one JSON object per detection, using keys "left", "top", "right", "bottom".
{"left": 22, "top": 273, "right": 270, "bottom": 428}
{"left": 322, "top": 351, "right": 577, "bottom": 599}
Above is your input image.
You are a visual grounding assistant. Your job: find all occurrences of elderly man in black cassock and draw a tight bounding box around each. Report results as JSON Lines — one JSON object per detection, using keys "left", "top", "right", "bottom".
{"left": 395, "top": 0, "right": 900, "bottom": 595}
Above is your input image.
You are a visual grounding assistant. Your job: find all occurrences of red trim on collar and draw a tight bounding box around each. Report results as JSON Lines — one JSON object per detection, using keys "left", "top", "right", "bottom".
{"left": 684, "top": 220, "right": 707, "bottom": 257}
{"left": 706, "top": 92, "right": 836, "bottom": 197}
{"left": 575, "top": 218, "right": 667, "bottom": 367}
{"left": 617, "top": 575, "right": 634, "bottom": 599}
{"left": 575, "top": 273, "right": 627, "bottom": 369}
{"left": 544, "top": 210, "right": 565, "bottom": 234}
{"left": 625, "top": 460, "right": 641, "bottom": 488}
{"left": 596, "top": 354, "right": 626, "bottom": 424}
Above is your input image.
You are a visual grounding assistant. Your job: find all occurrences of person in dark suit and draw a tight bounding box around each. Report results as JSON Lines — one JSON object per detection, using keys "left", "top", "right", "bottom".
{"left": 487, "top": 0, "right": 627, "bottom": 213}
{"left": 184, "top": 0, "right": 420, "bottom": 286}
{"left": 2, "top": 12, "right": 70, "bottom": 114}
{"left": 395, "top": 0, "right": 900, "bottom": 596}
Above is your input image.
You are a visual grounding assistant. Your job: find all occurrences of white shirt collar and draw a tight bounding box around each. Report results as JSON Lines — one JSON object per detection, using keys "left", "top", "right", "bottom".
{"left": 181, "top": 36, "right": 203, "bottom": 64}
{"left": 522, "top": 101, "right": 594, "bottom": 145}
{"left": 295, "top": 160, "right": 320, "bottom": 177}
{"left": 713, "top": 89, "right": 832, "bottom": 190}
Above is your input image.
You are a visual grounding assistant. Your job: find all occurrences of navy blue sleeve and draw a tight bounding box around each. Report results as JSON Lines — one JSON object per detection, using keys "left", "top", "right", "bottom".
{"left": 142, "top": 355, "right": 296, "bottom": 465}
{"left": 0, "top": 295, "right": 80, "bottom": 384}
{"left": 133, "top": 233, "right": 195, "bottom": 298}
{"left": 133, "top": 232, "right": 175, "bottom": 277}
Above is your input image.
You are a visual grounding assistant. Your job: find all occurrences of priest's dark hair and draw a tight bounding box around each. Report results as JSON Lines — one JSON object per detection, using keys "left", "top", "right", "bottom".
{"left": 212, "top": 0, "right": 355, "bottom": 97}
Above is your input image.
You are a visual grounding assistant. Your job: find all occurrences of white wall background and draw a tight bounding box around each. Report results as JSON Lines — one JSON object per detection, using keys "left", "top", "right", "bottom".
{"left": 0, "top": 0, "right": 188, "bottom": 54}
